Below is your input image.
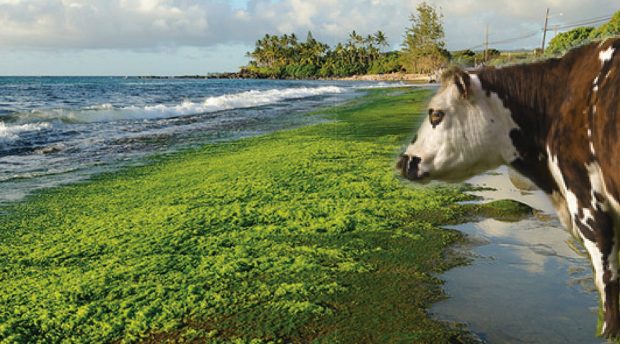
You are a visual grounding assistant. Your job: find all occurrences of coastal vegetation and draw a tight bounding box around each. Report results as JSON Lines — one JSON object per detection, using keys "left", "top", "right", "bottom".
{"left": 240, "top": 7, "right": 620, "bottom": 79}
{"left": 243, "top": 2, "right": 445, "bottom": 79}
{"left": 400, "top": 2, "right": 450, "bottom": 74}
{"left": 546, "top": 11, "right": 620, "bottom": 55}
{"left": 0, "top": 88, "right": 531, "bottom": 343}
{"left": 244, "top": 30, "right": 399, "bottom": 79}
{"left": 448, "top": 10, "right": 620, "bottom": 68}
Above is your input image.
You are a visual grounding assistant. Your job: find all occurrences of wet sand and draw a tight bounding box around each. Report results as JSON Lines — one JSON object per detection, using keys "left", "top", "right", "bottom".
{"left": 432, "top": 167, "right": 604, "bottom": 344}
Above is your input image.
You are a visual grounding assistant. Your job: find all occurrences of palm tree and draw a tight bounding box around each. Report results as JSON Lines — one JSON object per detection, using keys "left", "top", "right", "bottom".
{"left": 365, "top": 34, "right": 378, "bottom": 64}
{"left": 374, "top": 31, "right": 389, "bottom": 52}
{"left": 262, "top": 34, "right": 280, "bottom": 67}
{"left": 298, "top": 31, "right": 327, "bottom": 65}
{"left": 348, "top": 30, "right": 364, "bottom": 48}
{"left": 289, "top": 33, "right": 298, "bottom": 45}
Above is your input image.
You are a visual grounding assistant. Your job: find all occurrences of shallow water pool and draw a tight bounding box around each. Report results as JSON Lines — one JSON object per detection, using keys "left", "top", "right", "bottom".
{"left": 431, "top": 167, "right": 605, "bottom": 344}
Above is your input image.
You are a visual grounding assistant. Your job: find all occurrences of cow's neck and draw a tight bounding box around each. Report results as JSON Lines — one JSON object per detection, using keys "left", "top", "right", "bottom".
{"left": 476, "top": 61, "right": 568, "bottom": 193}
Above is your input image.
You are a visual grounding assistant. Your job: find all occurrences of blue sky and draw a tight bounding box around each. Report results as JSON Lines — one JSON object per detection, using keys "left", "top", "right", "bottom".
{"left": 0, "top": 0, "right": 618, "bottom": 76}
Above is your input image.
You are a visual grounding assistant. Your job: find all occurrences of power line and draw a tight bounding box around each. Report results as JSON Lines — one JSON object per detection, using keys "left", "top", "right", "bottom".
{"left": 463, "top": 12, "right": 614, "bottom": 51}
{"left": 551, "top": 14, "right": 614, "bottom": 28}
{"left": 466, "top": 30, "right": 540, "bottom": 50}
{"left": 550, "top": 16, "right": 612, "bottom": 31}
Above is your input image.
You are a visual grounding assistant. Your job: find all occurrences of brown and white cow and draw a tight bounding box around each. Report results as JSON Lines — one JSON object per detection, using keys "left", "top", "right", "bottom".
{"left": 398, "top": 38, "right": 620, "bottom": 338}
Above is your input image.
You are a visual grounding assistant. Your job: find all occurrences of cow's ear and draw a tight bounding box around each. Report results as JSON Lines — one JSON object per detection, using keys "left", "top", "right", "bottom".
{"left": 453, "top": 70, "right": 471, "bottom": 99}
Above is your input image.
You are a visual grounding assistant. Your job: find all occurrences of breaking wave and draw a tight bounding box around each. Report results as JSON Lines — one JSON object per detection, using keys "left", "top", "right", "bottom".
{"left": 0, "top": 122, "right": 52, "bottom": 143}
{"left": 19, "top": 86, "right": 345, "bottom": 123}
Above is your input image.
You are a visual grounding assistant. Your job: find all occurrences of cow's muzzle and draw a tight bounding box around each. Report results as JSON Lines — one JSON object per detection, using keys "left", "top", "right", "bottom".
{"left": 397, "top": 154, "right": 428, "bottom": 181}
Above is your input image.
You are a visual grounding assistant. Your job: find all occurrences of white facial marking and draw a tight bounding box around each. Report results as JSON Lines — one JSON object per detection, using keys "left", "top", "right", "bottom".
{"left": 405, "top": 73, "right": 520, "bottom": 181}
{"left": 599, "top": 47, "right": 615, "bottom": 64}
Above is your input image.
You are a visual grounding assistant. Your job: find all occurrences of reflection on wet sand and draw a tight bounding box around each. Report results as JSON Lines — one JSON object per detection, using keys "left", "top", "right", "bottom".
{"left": 468, "top": 218, "right": 585, "bottom": 275}
{"left": 432, "top": 166, "right": 603, "bottom": 344}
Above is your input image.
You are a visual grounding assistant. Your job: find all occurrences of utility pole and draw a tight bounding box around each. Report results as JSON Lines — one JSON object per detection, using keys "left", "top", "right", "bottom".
{"left": 541, "top": 8, "right": 550, "bottom": 53}
{"left": 484, "top": 24, "right": 489, "bottom": 63}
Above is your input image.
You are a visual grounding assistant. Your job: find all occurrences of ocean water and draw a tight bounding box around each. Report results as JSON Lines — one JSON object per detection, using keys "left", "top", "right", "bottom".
{"left": 0, "top": 77, "right": 403, "bottom": 203}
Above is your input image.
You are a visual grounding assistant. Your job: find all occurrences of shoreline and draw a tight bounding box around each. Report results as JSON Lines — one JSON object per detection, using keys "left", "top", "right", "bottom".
{"left": 335, "top": 72, "right": 436, "bottom": 82}
{"left": 128, "top": 72, "right": 437, "bottom": 82}
{"left": 0, "top": 88, "right": 525, "bottom": 343}
{"left": 0, "top": 79, "right": 361, "bottom": 206}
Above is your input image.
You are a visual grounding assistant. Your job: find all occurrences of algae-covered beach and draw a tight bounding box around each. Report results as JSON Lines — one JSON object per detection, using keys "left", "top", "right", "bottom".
{"left": 0, "top": 88, "right": 528, "bottom": 343}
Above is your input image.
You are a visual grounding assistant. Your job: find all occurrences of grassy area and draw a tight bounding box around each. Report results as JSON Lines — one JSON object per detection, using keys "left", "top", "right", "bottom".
{"left": 0, "top": 88, "right": 529, "bottom": 343}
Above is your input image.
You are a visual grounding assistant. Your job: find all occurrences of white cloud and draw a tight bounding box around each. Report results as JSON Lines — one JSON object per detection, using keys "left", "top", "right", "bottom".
{"left": 0, "top": 0, "right": 618, "bottom": 52}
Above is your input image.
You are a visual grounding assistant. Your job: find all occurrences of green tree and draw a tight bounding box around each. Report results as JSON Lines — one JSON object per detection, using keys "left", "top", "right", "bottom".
{"left": 374, "top": 31, "right": 389, "bottom": 52}
{"left": 590, "top": 11, "right": 620, "bottom": 39}
{"left": 245, "top": 30, "right": 403, "bottom": 79}
{"left": 546, "top": 26, "right": 594, "bottom": 55}
{"left": 400, "top": 2, "right": 448, "bottom": 74}
{"left": 348, "top": 30, "right": 364, "bottom": 48}
{"left": 451, "top": 49, "right": 475, "bottom": 66}
{"left": 300, "top": 31, "right": 328, "bottom": 65}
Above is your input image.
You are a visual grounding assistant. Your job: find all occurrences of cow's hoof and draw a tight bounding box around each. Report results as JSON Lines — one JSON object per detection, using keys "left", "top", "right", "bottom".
{"left": 602, "top": 320, "right": 620, "bottom": 339}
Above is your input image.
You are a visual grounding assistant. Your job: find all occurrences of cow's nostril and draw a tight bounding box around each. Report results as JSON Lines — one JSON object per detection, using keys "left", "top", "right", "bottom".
{"left": 408, "top": 156, "right": 421, "bottom": 174}
{"left": 397, "top": 154, "right": 423, "bottom": 179}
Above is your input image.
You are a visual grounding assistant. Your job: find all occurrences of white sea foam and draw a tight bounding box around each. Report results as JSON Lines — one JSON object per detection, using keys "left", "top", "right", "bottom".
{"left": 0, "top": 122, "right": 52, "bottom": 143}
{"left": 358, "top": 82, "right": 437, "bottom": 89}
{"left": 360, "top": 82, "right": 408, "bottom": 89}
{"left": 85, "top": 103, "right": 114, "bottom": 110}
{"left": 28, "top": 86, "right": 345, "bottom": 123}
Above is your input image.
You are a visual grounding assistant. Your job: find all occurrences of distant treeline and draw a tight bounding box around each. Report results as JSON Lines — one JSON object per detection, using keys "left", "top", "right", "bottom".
{"left": 243, "top": 31, "right": 401, "bottom": 79}
{"left": 545, "top": 11, "right": 620, "bottom": 55}
{"left": 241, "top": 6, "right": 620, "bottom": 79}
{"left": 242, "top": 2, "right": 447, "bottom": 79}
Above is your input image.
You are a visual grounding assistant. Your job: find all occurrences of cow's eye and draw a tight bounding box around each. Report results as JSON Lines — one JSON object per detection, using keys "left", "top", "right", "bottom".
{"left": 429, "top": 110, "right": 445, "bottom": 128}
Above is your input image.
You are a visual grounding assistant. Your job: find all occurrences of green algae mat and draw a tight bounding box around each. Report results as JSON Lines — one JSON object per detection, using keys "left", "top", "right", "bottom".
{"left": 0, "top": 89, "right": 526, "bottom": 343}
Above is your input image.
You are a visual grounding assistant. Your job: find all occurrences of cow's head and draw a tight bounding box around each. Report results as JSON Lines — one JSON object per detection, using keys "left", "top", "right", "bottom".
{"left": 397, "top": 68, "right": 520, "bottom": 183}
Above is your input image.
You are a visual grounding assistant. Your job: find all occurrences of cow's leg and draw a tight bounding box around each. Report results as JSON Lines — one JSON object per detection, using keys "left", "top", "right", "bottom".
{"left": 549, "top": 156, "right": 620, "bottom": 337}
{"left": 550, "top": 191, "right": 574, "bottom": 235}
{"left": 548, "top": 190, "right": 619, "bottom": 334}
{"left": 580, "top": 231, "right": 619, "bottom": 337}
{"left": 574, "top": 208, "right": 619, "bottom": 337}
{"left": 602, "top": 229, "right": 620, "bottom": 338}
